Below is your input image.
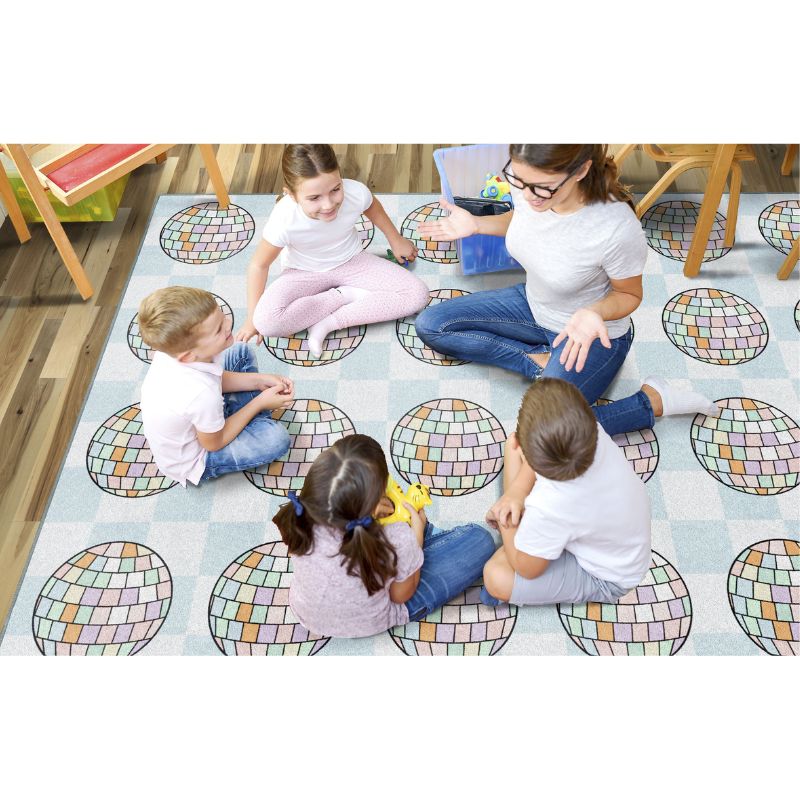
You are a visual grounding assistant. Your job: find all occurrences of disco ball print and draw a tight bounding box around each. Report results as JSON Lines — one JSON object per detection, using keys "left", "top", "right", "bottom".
{"left": 389, "top": 582, "right": 517, "bottom": 656}
{"left": 691, "top": 398, "right": 800, "bottom": 495}
{"left": 795, "top": 301, "right": 800, "bottom": 333}
{"left": 758, "top": 200, "right": 799, "bottom": 255}
{"left": 209, "top": 541, "right": 329, "bottom": 656}
{"left": 401, "top": 202, "right": 459, "bottom": 263}
{"left": 727, "top": 539, "right": 799, "bottom": 656}
{"left": 559, "top": 551, "right": 692, "bottom": 656}
{"left": 596, "top": 399, "right": 659, "bottom": 482}
{"left": 244, "top": 399, "right": 355, "bottom": 496}
{"left": 160, "top": 202, "right": 255, "bottom": 263}
{"left": 662, "top": 288, "right": 768, "bottom": 365}
{"left": 641, "top": 200, "right": 731, "bottom": 262}
{"left": 127, "top": 293, "right": 234, "bottom": 364}
{"left": 87, "top": 404, "right": 176, "bottom": 497}
{"left": 355, "top": 214, "right": 374, "bottom": 250}
{"left": 390, "top": 399, "right": 506, "bottom": 496}
{"left": 396, "top": 289, "right": 472, "bottom": 366}
{"left": 32, "top": 542, "right": 172, "bottom": 656}
{"left": 265, "top": 325, "right": 366, "bottom": 367}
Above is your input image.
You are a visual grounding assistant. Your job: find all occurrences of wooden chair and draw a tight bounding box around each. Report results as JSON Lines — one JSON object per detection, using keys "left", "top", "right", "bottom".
{"left": 0, "top": 144, "right": 231, "bottom": 300}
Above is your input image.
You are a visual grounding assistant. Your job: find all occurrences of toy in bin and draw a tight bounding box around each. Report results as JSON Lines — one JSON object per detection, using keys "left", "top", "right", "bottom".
{"left": 379, "top": 476, "right": 432, "bottom": 525}
{"left": 480, "top": 173, "right": 512, "bottom": 203}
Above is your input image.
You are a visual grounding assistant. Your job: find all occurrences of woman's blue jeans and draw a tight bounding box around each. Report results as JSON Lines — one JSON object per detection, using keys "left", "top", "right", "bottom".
{"left": 201, "top": 344, "right": 291, "bottom": 480}
{"left": 414, "top": 283, "right": 655, "bottom": 436}
{"left": 405, "top": 521, "right": 496, "bottom": 621}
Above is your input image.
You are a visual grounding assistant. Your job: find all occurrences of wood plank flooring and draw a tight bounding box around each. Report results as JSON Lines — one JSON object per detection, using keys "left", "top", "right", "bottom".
{"left": 0, "top": 143, "right": 797, "bottom": 631}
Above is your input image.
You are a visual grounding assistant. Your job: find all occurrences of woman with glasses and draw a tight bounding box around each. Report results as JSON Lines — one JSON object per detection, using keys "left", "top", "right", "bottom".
{"left": 414, "top": 144, "right": 718, "bottom": 437}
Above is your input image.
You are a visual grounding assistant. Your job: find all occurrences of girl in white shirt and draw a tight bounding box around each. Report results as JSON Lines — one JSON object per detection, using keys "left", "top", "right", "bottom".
{"left": 235, "top": 144, "right": 429, "bottom": 357}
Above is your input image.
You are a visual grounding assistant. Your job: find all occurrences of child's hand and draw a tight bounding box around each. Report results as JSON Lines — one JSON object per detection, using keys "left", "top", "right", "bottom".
{"left": 390, "top": 237, "right": 418, "bottom": 265}
{"left": 256, "top": 384, "right": 295, "bottom": 411}
{"left": 403, "top": 502, "right": 427, "bottom": 545}
{"left": 375, "top": 495, "right": 395, "bottom": 518}
{"left": 486, "top": 493, "right": 524, "bottom": 530}
{"left": 235, "top": 320, "right": 263, "bottom": 346}
{"left": 256, "top": 374, "right": 294, "bottom": 395}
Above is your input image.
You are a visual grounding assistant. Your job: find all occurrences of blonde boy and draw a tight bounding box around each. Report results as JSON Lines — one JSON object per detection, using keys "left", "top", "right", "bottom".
{"left": 138, "top": 286, "right": 292, "bottom": 485}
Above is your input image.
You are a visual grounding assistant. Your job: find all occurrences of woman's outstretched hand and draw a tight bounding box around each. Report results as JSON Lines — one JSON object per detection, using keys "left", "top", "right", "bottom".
{"left": 416, "top": 198, "right": 478, "bottom": 242}
{"left": 552, "top": 308, "right": 611, "bottom": 373}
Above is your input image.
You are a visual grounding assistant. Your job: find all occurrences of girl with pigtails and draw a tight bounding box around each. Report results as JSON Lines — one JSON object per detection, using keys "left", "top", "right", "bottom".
{"left": 273, "top": 434, "right": 495, "bottom": 638}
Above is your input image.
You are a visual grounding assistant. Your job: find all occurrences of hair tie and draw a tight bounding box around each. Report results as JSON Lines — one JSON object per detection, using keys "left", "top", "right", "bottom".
{"left": 345, "top": 515, "right": 373, "bottom": 532}
{"left": 287, "top": 491, "right": 304, "bottom": 517}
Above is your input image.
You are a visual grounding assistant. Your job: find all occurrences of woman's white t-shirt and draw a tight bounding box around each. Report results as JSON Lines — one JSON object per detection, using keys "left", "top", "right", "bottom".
{"left": 505, "top": 184, "right": 648, "bottom": 338}
{"left": 262, "top": 178, "right": 373, "bottom": 272}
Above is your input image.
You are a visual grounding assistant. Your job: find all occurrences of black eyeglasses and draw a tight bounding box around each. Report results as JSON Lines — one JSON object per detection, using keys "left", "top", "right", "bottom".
{"left": 501, "top": 159, "right": 576, "bottom": 199}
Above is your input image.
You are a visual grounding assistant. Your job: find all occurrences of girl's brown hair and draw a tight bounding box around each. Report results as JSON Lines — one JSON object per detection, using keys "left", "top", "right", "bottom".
{"left": 280, "top": 144, "right": 340, "bottom": 198}
{"left": 509, "top": 144, "right": 634, "bottom": 210}
{"left": 272, "top": 434, "right": 397, "bottom": 596}
{"left": 516, "top": 378, "right": 598, "bottom": 481}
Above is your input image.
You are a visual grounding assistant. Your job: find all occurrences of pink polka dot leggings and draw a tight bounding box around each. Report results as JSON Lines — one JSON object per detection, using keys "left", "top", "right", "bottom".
{"left": 253, "top": 250, "right": 431, "bottom": 337}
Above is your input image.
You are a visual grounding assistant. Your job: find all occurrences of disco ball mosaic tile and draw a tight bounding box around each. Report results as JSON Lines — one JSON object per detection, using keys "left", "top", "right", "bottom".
{"left": 160, "top": 202, "right": 255, "bottom": 263}
{"left": 127, "top": 293, "right": 234, "bottom": 364}
{"left": 209, "top": 541, "right": 329, "bottom": 656}
{"left": 558, "top": 552, "right": 692, "bottom": 656}
{"left": 87, "top": 404, "right": 176, "bottom": 498}
{"left": 244, "top": 399, "right": 356, "bottom": 496}
{"left": 727, "top": 539, "right": 799, "bottom": 656}
{"left": 758, "top": 200, "right": 800, "bottom": 255}
{"left": 32, "top": 542, "right": 172, "bottom": 656}
{"left": 641, "top": 200, "right": 731, "bottom": 262}
{"left": 390, "top": 399, "right": 506, "bottom": 496}
{"left": 264, "top": 325, "right": 366, "bottom": 367}
{"left": 389, "top": 583, "right": 517, "bottom": 656}
{"left": 396, "top": 289, "right": 472, "bottom": 366}
{"left": 400, "top": 202, "right": 459, "bottom": 263}
{"left": 355, "top": 214, "right": 374, "bottom": 250}
{"left": 596, "top": 399, "right": 659, "bottom": 482}
{"left": 691, "top": 398, "right": 800, "bottom": 495}
{"left": 795, "top": 300, "right": 800, "bottom": 333}
{"left": 662, "top": 288, "right": 768, "bottom": 365}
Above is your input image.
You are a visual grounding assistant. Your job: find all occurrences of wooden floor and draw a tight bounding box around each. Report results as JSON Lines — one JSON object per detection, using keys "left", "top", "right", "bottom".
{"left": 0, "top": 143, "right": 797, "bottom": 631}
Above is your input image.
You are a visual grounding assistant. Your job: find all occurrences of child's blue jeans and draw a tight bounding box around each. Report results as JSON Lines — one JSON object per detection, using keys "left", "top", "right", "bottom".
{"left": 200, "top": 343, "right": 291, "bottom": 480}
{"left": 404, "top": 521, "right": 497, "bottom": 621}
{"left": 414, "top": 283, "right": 655, "bottom": 437}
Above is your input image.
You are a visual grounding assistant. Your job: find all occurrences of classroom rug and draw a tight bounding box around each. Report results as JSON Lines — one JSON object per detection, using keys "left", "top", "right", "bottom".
{"left": 1, "top": 193, "right": 798, "bottom": 656}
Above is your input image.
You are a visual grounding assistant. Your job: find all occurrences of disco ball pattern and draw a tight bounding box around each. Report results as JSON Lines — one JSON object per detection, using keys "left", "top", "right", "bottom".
{"left": 727, "top": 539, "right": 799, "bottom": 656}
{"left": 160, "top": 202, "right": 255, "bottom": 263}
{"left": 209, "top": 541, "right": 329, "bottom": 656}
{"left": 691, "top": 398, "right": 800, "bottom": 495}
{"left": 265, "top": 325, "right": 366, "bottom": 367}
{"left": 559, "top": 551, "right": 692, "bottom": 656}
{"left": 662, "top": 288, "right": 768, "bottom": 365}
{"left": 396, "top": 289, "right": 472, "bottom": 366}
{"left": 389, "top": 583, "right": 517, "bottom": 656}
{"left": 390, "top": 399, "right": 506, "bottom": 496}
{"left": 795, "top": 301, "right": 800, "bottom": 334}
{"left": 355, "top": 214, "right": 374, "bottom": 250}
{"left": 758, "top": 200, "right": 800, "bottom": 255}
{"left": 244, "top": 399, "right": 356, "bottom": 496}
{"left": 32, "top": 542, "right": 172, "bottom": 656}
{"left": 596, "top": 399, "right": 659, "bottom": 482}
{"left": 641, "top": 200, "right": 731, "bottom": 262}
{"left": 401, "top": 203, "right": 459, "bottom": 263}
{"left": 87, "top": 404, "right": 176, "bottom": 497}
{"left": 127, "top": 293, "right": 234, "bottom": 364}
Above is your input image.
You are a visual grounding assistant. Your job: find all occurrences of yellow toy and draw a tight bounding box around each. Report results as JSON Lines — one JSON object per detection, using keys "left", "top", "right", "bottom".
{"left": 379, "top": 477, "right": 432, "bottom": 525}
{"left": 480, "top": 173, "right": 512, "bottom": 203}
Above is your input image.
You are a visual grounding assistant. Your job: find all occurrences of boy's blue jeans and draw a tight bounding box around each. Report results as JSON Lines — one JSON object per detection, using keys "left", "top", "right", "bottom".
{"left": 414, "top": 283, "right": 655, "bottom": 437}
{"left": 405, "top": 521, "right": 497, "bottom": 621}
{"left": 200, "top": 344, "right": 291, "bottom": 480}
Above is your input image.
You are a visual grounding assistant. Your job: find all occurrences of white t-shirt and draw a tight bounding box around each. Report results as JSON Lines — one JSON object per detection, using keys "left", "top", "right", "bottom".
{"left": 263, "top": 178, "right": 373, "bottom": 272}
{"left": 140, "top": 351, "right": 226, "bottom": 486}
{"left": 505, "top": 184, "right": 647, "bottom": 338}
{"left": 514, "top": 424, "right": 651, "bottom": 589}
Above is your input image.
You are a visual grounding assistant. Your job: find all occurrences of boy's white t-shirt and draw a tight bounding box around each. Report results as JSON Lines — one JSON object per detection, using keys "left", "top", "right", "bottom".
{"left": 514, "top": 424, "right": 651, "bottom": 589}
{"left": 263, "top": 178, "right": 373, "bottom": 272}
{"left": 140, "top": 351, "right": 226, "bottom": 486}
{"left": 505, "top": 185, "right": 648, "bottom": 338}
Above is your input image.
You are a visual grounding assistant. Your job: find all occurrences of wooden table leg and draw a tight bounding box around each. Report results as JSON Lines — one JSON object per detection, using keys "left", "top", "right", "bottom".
{"left": 777, "top": 235, "right": 799, "bottom": 280}
{"left": 0, "top": 155, "right": 32, "bottom": 243}
{"left": 684, "top": 144, "right": 737, "bottom": 278}
{"left": 3, "top": 144, "right": 94, "bottom": 300}
{"left": 198, "top": 144, "right": 231, "bottom": 209}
